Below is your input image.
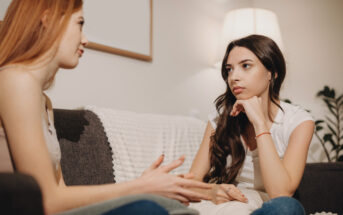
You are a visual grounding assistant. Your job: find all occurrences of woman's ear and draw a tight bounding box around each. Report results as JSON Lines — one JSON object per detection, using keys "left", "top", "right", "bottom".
{"left": 274, "top": 72, "right": 278, "bottom": 80}
{"left": 40, "top": 10, "right": 50, "bottom": 28}
{"left": 268, "top": 72, "right": 278, "bottom": 81}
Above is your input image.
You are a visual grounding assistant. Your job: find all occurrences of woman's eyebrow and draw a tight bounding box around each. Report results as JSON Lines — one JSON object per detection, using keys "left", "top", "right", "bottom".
{"left": 226, "top": 59, "right": 253, "bottom": 66}
{"left": 239, "top": 59, "right": 253, "bottom": 64}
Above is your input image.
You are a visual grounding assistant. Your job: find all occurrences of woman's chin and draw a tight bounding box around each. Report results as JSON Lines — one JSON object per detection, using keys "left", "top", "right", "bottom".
{"left": 60, "top": 61, "right": 79, "bottom": 69}
{"left": 234, "top": 94, "right": 250, "bottom": 100}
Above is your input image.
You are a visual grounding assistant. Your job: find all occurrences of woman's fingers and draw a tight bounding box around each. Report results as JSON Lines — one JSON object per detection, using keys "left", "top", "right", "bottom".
{"left": 225, "top": 186, "right": 248, "bottom": 203}
{"left": 213, "top": 197, "right": 230, "bottom": 205}
{"left": 167, "top": 193, "right": 190, "bottom": 203}
{"left": 230, "top": 100, "right": 245, "bottom": 116}
{"left": 179, "top": 178, "right": 212, "bottom": 190}
{"left": 147, "top": 154, "right": 165, "bottom": 171}
{"left": 153, "top": 154, "right": 165, "bottom": 168}
{"left": 160, "top": 155, "right": 185, "bottom": 173}
{"left": 177, "top": 172, "right": 194, "bottom": 179}
{"left": 176, "top": 187, "right": 211, "bottom": 201}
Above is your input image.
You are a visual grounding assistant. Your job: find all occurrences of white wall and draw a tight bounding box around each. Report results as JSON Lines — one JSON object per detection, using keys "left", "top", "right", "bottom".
{"left": 47, "top": 0, "right": 225, "bottom": 118}
{"left": 250, "top": 0, "right": 343, "bottom": 162}
{"left": 45, "top": 0, "right": 343, "bottom": 162}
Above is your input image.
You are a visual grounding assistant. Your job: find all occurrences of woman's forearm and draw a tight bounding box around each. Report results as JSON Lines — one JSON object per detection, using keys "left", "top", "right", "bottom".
{"left": 254, "top": 124, "right": 294, "bottom": 198}
{"left": 45, "top": 179, "right": 147, "bottom": 214}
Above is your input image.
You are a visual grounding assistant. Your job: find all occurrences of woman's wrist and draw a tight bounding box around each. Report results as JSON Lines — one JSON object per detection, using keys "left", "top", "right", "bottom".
{"left": 131, "top": 177, "right": 151, "bottom": 195}
{"left": 253, "top": 122, "right": 268, "bottom": 134}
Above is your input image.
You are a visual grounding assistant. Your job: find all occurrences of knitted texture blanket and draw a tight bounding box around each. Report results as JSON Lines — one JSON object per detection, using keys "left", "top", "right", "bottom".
{"left": 85, "top": 106, "right": 206, "bottom": 182}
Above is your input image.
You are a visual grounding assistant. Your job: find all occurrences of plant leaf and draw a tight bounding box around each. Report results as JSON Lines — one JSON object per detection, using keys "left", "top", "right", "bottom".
{"left": 324, "top": 99, "right": 338, "bottom": 118}
{"left": 325, "top": 116, "right": 337, "bottom": 127}
{"left": 317, "top": 86, "right": 335, "bottom": 98}
{"left": 337, "top": 94, "right": 343, "bottom": 103}
{"left": 339, "top": 97, "right": 343, "bottom": 108}
{"left": 331, "top": 144, "right": 338, "bottom": 151}
{"left": 330, "top": 88, "right": 336, "bottom": 98}
{"left": 323, "top": 133, "right": 332, "bottom": 141}
{"left": 316, "top": 126, "right": 323, "bottom": 132}
{"left": 283, "top": 99, "right": 292, "bottom": 104}
{"left": 323, "top": 98, "right": 335, "bottom": 108}
{"left": 315, "top": 120, "right": 324, "bottom": 125}
{"left": 317, "top": 86, "right": 328, "bottom": 97}
{"left": 327, "top": 124, "right": 337, "bottom": 136}
{"left": 323, "top": 133, "right": 336, "bottom": 150}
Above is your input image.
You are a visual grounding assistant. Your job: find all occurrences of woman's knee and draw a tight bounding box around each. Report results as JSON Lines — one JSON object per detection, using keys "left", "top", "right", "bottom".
{"left": 251, "top": 196, "right": 305, "bottom": 215}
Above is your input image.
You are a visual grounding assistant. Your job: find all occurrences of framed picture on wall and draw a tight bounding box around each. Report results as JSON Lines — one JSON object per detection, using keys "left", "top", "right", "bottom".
{"left": 83, "top": 0, "right": 153, "bottom": 62}
{"left": 0, "top": 0, "right": 153, "bottom": 62}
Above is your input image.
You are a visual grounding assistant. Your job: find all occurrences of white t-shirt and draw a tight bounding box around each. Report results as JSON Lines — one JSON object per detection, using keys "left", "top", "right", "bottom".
{"left": 208, "top": 101, "right": 314, "bottom": 193}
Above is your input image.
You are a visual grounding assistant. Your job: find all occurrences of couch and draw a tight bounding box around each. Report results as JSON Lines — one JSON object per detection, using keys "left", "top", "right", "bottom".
{"left": 1, "top": 108, "right": 343, "bottom": 214}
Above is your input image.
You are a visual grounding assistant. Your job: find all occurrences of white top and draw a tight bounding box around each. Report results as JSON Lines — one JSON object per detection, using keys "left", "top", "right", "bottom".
{"left": 208, "top": 101, "right": 314, "bottom": 192}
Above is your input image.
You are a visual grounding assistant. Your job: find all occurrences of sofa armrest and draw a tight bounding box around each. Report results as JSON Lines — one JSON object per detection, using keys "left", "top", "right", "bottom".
{"left": 0, "top": 173, "right": 44, "bottom": 215}
{"left": 294, "top": 162, "right": 343, "bottom": 214}
{"left": 54, "top": 109, "right": 115, "bottom": 185}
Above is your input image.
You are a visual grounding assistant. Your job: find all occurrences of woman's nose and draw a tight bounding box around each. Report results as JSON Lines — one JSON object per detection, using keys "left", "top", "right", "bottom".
{"left": 229, "top": 69, "right": 241, "bottom": 82}
{"left": 81, "top": 33, "right": 89, "bottom": 46}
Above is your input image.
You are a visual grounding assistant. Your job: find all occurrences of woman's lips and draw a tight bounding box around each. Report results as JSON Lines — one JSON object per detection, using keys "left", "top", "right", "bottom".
{"left": 78, "top": 49, "right": 84, "bottom": 56}
{"left": 233, "top": 87, "right": 244, "bottom": 94}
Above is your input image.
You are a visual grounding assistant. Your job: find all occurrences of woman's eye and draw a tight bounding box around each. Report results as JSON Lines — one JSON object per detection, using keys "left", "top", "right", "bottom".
{"left": 78, "top": 21, "right": 84, "bottom": 29}
{"left": 225, "top": 67, "right": 232, "bottom": 72}
{"left": 243, "top": 64, "right": 251, "bottom": 69}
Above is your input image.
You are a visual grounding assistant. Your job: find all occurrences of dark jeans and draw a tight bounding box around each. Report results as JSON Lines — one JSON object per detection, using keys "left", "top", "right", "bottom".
{"left": 101, "top": 200, "right": 168, "bottom": 215}
{"left": 251, "top": 196, "right": 306, "bottom": 215}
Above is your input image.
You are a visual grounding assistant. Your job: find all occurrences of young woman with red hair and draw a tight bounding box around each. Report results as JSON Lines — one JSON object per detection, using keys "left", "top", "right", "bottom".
{"left": 0, "top": 0, "right": 211, "bottom": 214}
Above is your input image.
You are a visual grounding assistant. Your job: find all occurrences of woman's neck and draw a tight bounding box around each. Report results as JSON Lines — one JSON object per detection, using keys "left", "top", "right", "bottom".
{"left": 260, "top": 90, "right": 280, "bottom": 125}
{"left": 14, "top": 59, "right": 59, "bottom": 90}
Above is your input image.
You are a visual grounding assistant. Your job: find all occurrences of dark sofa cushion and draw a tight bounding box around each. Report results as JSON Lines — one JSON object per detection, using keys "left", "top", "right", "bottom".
{"left": 294, "top": 162, "right": 343, "bottom": 214}
{"left": 54, "top": 109, "right": 115, "bottom": 185}
{"left": 0, "top": 173, "right": 44, "bottom": 215}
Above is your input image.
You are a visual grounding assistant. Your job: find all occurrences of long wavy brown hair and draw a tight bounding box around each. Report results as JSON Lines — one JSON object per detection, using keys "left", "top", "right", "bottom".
{"left": 203, "top": 34, "right": 286, "bottom": 184}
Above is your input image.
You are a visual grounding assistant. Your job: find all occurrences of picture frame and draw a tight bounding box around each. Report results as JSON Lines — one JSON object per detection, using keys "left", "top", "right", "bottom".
{"left": 0, "top": 0, "right": 153, "bottom": 62}
{"left": 84, "top": 0, "right": 153, "bottom": 62}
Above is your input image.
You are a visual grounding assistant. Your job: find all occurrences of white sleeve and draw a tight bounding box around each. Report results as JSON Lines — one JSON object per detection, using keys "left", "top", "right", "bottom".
{"left": 285, "top": 108, "right": 314, "bottom": 142}
{"left": 208, "top": 111, "right": 219, "bottom": 130}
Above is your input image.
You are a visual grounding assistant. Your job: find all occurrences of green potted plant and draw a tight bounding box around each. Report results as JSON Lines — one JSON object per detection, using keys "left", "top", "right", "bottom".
{"left": 314, "top": 86, "right": 343, "bottom": 162}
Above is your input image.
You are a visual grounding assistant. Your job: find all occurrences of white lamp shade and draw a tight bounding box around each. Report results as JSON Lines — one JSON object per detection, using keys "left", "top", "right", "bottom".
{"left": 215, "top": 8, "right": 283, "bottom": 67}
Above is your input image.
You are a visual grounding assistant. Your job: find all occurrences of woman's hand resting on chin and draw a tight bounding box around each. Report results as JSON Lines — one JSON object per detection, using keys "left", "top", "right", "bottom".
{"left": 139, "top": 155, "right": 212, "bottom": 205}
{"left": 230, "top": 96, "right": 267, "bottom": 132}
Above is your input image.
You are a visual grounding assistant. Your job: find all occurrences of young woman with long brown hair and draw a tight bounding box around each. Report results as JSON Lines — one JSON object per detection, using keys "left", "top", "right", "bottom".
{"left": 0, "top": 0, "right": 211, "bottom": 214}
{"left": 189, "top": 35, "right": 314, "bottom": 215}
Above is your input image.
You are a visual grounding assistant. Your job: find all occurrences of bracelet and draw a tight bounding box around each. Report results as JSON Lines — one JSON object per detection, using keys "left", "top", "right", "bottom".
{"left": 255, "top": 131, "right": 271, "bottom": 139}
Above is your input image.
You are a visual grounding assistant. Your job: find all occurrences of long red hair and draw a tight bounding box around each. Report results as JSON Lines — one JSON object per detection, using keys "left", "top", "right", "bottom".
{"left": 0, "top": 0, "right": 83, "bottom": 68}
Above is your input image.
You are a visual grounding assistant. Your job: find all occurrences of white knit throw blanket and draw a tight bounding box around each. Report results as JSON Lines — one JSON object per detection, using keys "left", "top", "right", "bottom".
{"left": 85, "top": 106, "right": 206, "bottom": 183}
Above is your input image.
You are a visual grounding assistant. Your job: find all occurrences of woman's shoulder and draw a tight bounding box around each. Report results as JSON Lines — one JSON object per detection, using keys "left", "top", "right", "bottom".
{"left": 277, "top": 101, "right": 314, "bottom": 133}
{"left": 208, "top": 108, "right": 221, "bottom": 129}
{"left": 0, "top": 68, "right": 40, "bottom": 92}
{"left": 0, "top": 68, "right": 42, "bottom": 110}
{"left": 279, "top": 101, "right": 313, "bottom": 120}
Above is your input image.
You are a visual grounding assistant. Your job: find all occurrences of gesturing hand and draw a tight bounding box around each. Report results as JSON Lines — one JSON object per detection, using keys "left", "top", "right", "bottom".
{"left": 139, "top": 155, "right": 212, "bottom": 204}
{"left": 230, "top": 96, "right": 266, "bottom": 129}
{"left": 211, "top": 184, "right": 248, "bottom": 204}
